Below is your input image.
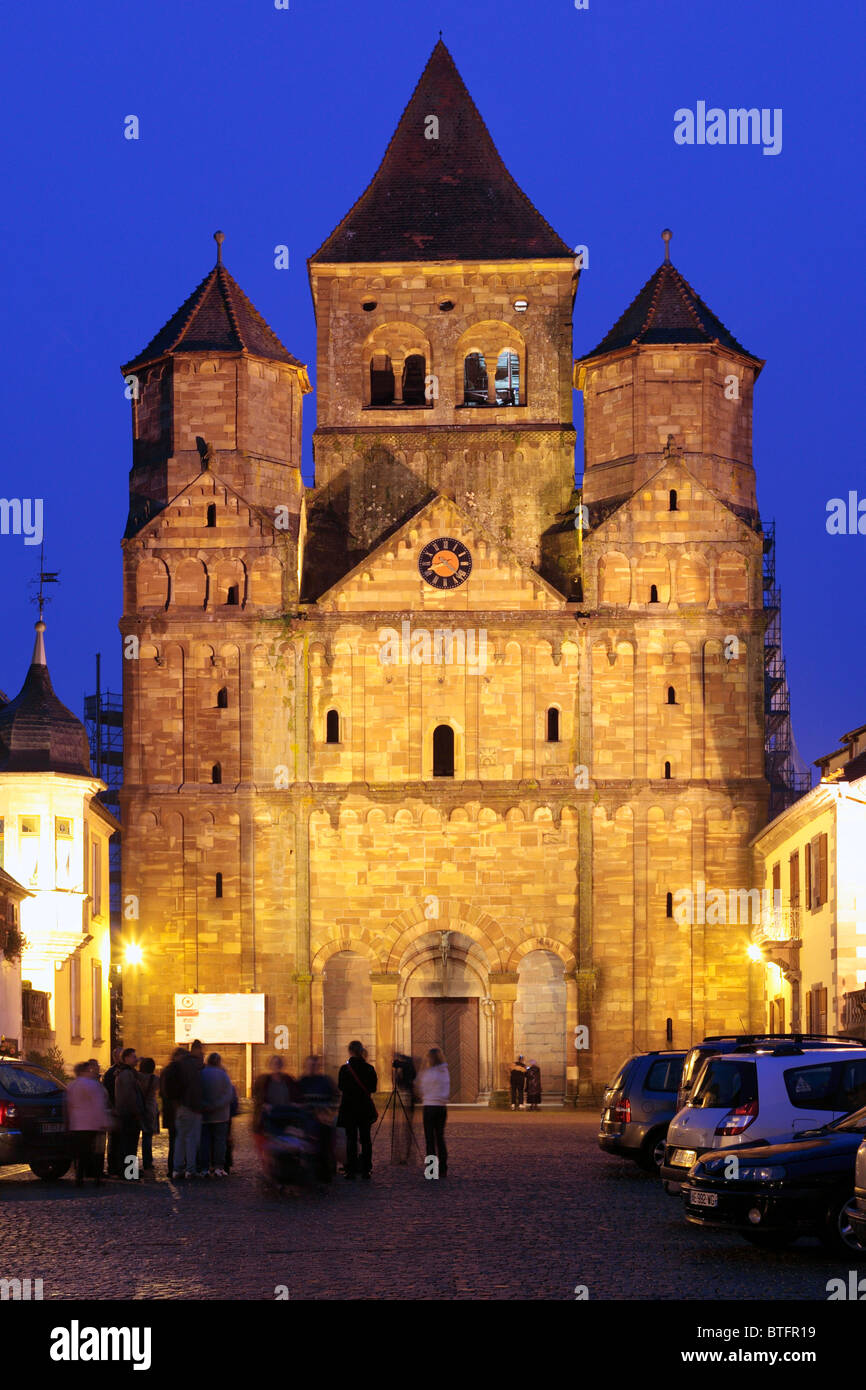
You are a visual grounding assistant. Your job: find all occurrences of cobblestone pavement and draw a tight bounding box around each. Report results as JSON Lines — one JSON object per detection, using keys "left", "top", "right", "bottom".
{"left": 0, "top": 1111, "right": 854, "bottom": 1300}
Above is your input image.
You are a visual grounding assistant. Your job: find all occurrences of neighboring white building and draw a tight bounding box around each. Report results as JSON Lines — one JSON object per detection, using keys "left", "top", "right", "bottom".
{"left": 751, "top": 727, "right": 866, "bottom": 1038}
{"left": 0, "top": 866, "right": 30, "bottom": 1051}
{"left": 0, "top": 619, "right": 118, "bottom": 1068}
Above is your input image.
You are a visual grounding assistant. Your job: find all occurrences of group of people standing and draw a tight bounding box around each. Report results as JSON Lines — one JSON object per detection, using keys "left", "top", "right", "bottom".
{"left": 509, "top": 1056, "right": 543, "bottom": 1111}
{"left": 63, "top": 1042, "right": 238, "bottom": 1185}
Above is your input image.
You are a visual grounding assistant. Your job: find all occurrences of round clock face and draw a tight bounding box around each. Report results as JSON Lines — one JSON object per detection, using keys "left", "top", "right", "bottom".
{"left": 418, "top": 537, "right": 472, "bottom": 590}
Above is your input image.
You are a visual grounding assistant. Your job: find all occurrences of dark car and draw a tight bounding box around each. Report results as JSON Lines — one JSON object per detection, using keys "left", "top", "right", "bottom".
{"left": 681, "top": 1103, "right": 866, "bottom": 1256}
{"left": 852, "top": 1135, "right": 866, "bottom": 1246}
{"left": 598, "top": 1050, "right": 686, "bottom": 1172}
{"left": 0, "top": 1059, "right": 72, "bottom": 1181}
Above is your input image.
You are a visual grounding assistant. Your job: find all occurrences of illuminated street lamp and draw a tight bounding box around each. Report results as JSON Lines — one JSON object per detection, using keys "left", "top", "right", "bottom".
{"left": 125, "top": 942, "right": 143, "bottom": 967}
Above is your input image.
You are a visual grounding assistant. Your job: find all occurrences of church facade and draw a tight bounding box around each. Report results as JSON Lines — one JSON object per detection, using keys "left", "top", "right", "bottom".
{"left": 119, "top": 42, "right": 769, "bottom": 1100}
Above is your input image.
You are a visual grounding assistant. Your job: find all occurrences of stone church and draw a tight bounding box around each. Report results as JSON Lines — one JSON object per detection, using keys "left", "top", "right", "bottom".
{"left": 119, "top": 41, "right": 769, "bottom": 1101}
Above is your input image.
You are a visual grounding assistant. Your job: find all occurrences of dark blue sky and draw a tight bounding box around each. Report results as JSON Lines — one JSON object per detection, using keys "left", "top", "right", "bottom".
{"left": 0, "top": 0, "right": 863, "bottom": 767}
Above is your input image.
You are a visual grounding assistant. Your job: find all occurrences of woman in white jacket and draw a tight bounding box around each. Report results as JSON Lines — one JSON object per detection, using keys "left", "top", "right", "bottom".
{"left": 417, "top": 1047, "right": 449, "bottom": 1178}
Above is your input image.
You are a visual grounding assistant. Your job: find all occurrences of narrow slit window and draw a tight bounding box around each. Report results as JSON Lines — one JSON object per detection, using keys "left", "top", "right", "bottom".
{"left": 215, "top": 872, "right": 223, "bottom": 899}
{"left": 217, "top": 687, "right": 228, "bottom": 709}
{"left": 463, "top": 352, "right": 488, "bottom": 406}
{"left": 325, "top": 709, "right": 340, "bottom": 744}
{"left": 664, "top": 760, "right": 672, "bottom": 779}
{"left": 433, "top": 724, "right": 455, "bottom": 777}
{"left": 666, "top": 891, "right": 673, "bottom": 918}
{"left": 667, "top": 686, "right": 676, "bottom": 705}
{"left": 211, "top": 763, "right": 222, "bottom": 784}
{"left": 669, "top": 489, "right": 678, "bottom": 511}
{"left": 650, "top": 584, "right": 659, "bottom": 603}
{"left": 546, "top": 708, "right": 560, "bottom": 742}
{"left": 225, "top": 584, "right": 239, "bottom": 606}
{"left": 402, "top": 353, "right": 427, "bottom": 406}
{"left": 206, "top": 504, "right": 217, "bottom": 527}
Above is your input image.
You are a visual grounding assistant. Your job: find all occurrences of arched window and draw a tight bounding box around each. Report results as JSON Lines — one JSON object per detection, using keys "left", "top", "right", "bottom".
{"left": 225, "top": 585, "right": 239, "bottom": 606}
{"left": 402, "top": 353, "right": 427, "bottom": 406}
{"left": 669, "top": 489, "right": 678, "bottom": 511}
{"left": 369, "top": 352, "right": 394, "bottom": 406}
{"left": 664, "top": 761, "right": 672, "bottom": 779}
{"left": 212, "top": 763, "right": 222, "bottom": 784}
{"left": 666, "top": 891, "right": 673, "bottom": 918}
{"left": 215, "top": 872, "right": 223, "bottom": 899}
{"left": 546, "top": 708, "right": 560, "bottom": 742}
{"left": 217, "top": 687, "right": 228, "bottom": 709}
{"left": 650, "top": 584, "right": 659, "bottom": 603}
{"left": 325, "top": 709, "right": 340, "bottom": 744}
{"left": 666, "top": 686, "right": 676, "bottom": 705}
{"left": 495, "top": 349, "right": 520, "bottom": 405}
{"left": 206, "top": 504, "right": 217, "bottom": 528}
{"left": 433, "top": 724, "right": 455, "bottom": 777}
{"left": 463, "top": 352, "right": 488, "bottom": 406}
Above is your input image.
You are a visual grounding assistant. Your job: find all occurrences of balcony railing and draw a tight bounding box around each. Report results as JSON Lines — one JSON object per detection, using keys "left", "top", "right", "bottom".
{"left": 22, "top": 989, "right": 51, "bottom": 1029}
{"left": 842, "top": 988, "right": 866, "bottom": 1033}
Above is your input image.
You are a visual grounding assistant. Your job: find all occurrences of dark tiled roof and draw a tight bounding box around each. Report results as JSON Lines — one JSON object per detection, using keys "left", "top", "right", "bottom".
{"left": 0, "top": 624, "right": 93, "bottom": 778}
{"left": 581, "top": 260, "right": 761, "bottom": 362}
{"left": 123, "top": 262, "right": 304, "bottom": 372}
{"left": 310, "top": 40, "right": 572, "bottom": 264}
{"left": 0, "top": 866, "right": 31, "bottom": 899}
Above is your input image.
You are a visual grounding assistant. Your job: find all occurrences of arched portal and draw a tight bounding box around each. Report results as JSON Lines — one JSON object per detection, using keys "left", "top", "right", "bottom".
{"left": 396, "top": 929, "right": 492, "bottom": 1101}
{"left": 322, "top": 951, "right": 375, "bottom": 1077}
{"left": 514, "top": 950, "right": 567, "bottom": 1098}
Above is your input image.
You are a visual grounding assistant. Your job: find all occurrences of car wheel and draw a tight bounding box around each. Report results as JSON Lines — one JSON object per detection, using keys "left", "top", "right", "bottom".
{"left": 821, "top": 1196, "right": 866, "bottom": 1259}
{"left": 29, "top": 1159, "right": 72, "bottom": 1182}
{"left": 637, "top": 1129, "right": 667, "bottom": 1173}
{"left": 741, "top": 1230, "right": 795, "bottom": 1250}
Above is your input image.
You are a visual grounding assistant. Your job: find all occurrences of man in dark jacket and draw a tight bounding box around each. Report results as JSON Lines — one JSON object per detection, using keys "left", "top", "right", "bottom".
{"left": 169, "top": 1043, "right": 204, "bottom": 1180}
{"left": 159, "top": 1047, "right": 188, "bottom": 1177}
{"left": 102, "top": 1047, "right": 124, "bottom": 1177}
{"left": 337, "top": 1041, "right": 378, "bottom": 1180}
{"left": 114, "top": 1048, "right": 145, "bottom": 1179}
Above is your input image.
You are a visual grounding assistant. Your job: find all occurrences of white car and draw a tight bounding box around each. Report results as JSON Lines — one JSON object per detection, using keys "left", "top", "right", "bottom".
{"left": 661, "top": 1042, "right": 866, "bottom": 1190}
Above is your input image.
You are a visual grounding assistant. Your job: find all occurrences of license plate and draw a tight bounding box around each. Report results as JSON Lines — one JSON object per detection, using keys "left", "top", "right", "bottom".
{"left": 672, "top": 1148, "right": 697, "bottom": 1167}
{"left": 690, "top": 1190, "right": 718, "bottom": 1208}
{"left": 40, "top": 1123, "right": 63, "bottom": 1133}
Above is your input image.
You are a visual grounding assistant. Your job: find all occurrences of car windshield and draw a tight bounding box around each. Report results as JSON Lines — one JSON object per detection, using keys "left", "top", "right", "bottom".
{"left": 825, "top": 1104, "right": 866, "bottom": 1135}
{"left": 0, "top": 1064, "right": 63, "bottom": 1097}
{"left": 691, "top": 1059, "right": 757, "bottom": 1109}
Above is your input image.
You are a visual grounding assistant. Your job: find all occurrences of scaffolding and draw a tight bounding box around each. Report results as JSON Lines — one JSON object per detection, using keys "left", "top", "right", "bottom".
{"left": 762, "top": 522, "right": 811, "bottom": 818}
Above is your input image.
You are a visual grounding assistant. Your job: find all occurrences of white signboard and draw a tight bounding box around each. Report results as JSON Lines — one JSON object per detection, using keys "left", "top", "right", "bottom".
{"left": 174, "top": 993, "right": 265, "bottom": 1045}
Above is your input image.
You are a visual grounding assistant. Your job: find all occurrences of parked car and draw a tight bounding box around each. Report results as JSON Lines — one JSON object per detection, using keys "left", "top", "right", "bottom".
{"left": 851, "top": 1134, "right": 866, "bottom": 1247}
{"left": 681, "top": 1103, "right": 866, "bottom": 1255}
{"left": 661, "top": 1041, "right": 866, "bottom": 1192}
{"left": 0, "top": 1059, "right": 71, "bottom": 1180}
{"left": 598, "top": 1050, "right": 686, "bottom": 1171}
{"left": 676, "top": 1034, "right": 865, "bottom": 1111}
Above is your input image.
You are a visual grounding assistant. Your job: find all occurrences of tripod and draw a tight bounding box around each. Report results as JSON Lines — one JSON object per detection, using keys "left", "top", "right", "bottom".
{"left": 373, "top": 1067, "right": 423, "bottom": 1165}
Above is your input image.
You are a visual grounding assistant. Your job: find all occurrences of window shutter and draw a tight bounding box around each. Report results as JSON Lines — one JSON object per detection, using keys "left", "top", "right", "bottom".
{"left": 804, "top": 842, "right": 812, "bottom": 910}
{"left": 818, "top": 833, "right": 828, "bottom": 907}
{"left": 789, "top": 851, "right": 799, "bottom": 905}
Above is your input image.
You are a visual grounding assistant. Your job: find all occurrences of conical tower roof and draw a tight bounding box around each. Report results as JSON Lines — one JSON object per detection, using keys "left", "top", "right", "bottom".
{"left": 0, "top": 621, "right": 93, "bottom": 778}
{"left": 581, "top": 240, "right": 761, "bottom": 364}
{"left": 123, "top": 241, "right": 305, "bottom": 373}
{"left": 310, "top": 39, "right": 572, "bottom": 263}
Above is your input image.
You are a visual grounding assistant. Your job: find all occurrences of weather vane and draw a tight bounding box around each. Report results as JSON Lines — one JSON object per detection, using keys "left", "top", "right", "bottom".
{"left": 29, "top": 542, "right": 60, "bottom": 620}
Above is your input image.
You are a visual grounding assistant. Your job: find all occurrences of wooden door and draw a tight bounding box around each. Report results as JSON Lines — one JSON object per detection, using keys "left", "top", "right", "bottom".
{"left": 411, "top": 998, "right": 479, "bottom": 1102}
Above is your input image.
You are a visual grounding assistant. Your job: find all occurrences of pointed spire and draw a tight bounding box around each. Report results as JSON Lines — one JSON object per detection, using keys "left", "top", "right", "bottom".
{"left": 310, "top": 39, "right": 571, "bottom": 263}
{"left": 122, "top": 254, "right": 305, "bottom": 373}
{"left": 579, "top": 241, "right": 762, "bottom": 364}
{"left": 32, "top": 619, "right": 47, "bottom": 667}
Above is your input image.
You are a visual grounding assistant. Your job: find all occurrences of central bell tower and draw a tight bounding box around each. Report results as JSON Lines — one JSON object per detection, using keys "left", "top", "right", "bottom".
{"left": 305, "top": 39, "right": 578, "bottom": 594}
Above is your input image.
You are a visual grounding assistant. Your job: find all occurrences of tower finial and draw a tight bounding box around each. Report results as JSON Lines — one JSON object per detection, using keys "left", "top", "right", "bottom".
{"left": 214, "top": 229, "right": 225, "bottom": 264}
{"left": 661, "top": 228, "right": 672, "bottom": 263}
{"left": 29, "top": 541, "right": 60, "bottom": 623}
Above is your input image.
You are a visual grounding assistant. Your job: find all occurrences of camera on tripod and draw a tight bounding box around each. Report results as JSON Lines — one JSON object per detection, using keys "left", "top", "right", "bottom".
{"left": 391, "top": 1053, "right": 416, "bottom": 1088}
